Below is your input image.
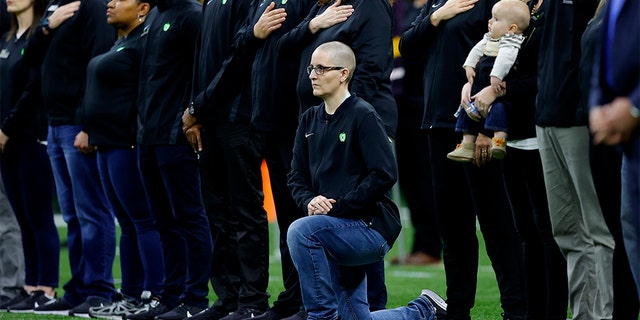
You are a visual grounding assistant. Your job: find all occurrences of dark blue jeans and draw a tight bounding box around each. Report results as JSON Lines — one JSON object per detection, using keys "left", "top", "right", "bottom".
{"left": 455, "top": 101, "right": 508, "bottom": 135}
{"left": 97, "top": 147, "right": 164, "bottom": 299}
{"left": 47, "top": 125, "right": 116, "bottom": 305}
{"left": 138, "top": 144, "right": 212, "bottom": 309}
{"left": 1, "top": 141, "right": 59, "bottom": 288}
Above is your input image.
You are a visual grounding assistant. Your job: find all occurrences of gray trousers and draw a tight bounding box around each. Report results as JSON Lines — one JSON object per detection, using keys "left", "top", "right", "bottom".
{"left": 0, "top": 166, "right": 24, "bottom": 302}
{"left": 537, "top": 125, "right": 615, "bottom": 320}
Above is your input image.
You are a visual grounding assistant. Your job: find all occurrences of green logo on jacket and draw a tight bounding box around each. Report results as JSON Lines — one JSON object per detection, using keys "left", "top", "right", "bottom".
{"left": 163, "top": 23, "right": 171, "bottom": 31}
{"left": 339, "top": 132, "right": 346, "bottom": 142}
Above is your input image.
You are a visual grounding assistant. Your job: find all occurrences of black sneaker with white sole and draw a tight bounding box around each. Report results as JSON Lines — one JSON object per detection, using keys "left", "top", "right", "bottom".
{"left": 7, "top": 290, "right": 54, "bottom": 313}
{"left": 421, "top": 289, "right": 447, "bottom": 319}
{"left": 188, "top": 307, "right": 230, "bottom": 320}
{"left": 33, "top": 297, "right": 74, "bottom": 316}
{"left": 220, "top": 308, "right": 265, "bottom": 320}
{"left": 155, "top": 303, "right": 205, "bottom": 320}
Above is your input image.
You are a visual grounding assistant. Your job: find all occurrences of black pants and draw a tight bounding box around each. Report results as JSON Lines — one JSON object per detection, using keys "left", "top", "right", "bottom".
{"left": 590, "top": 143, "right": 640, "bottom": 319}
{"left": 200, "top": 123, "right": 270, "bottom": 312}
{"left": 502, "top": 147, "right": 568, "bottom": 320}
{"left": 427, "top": 128, "right": 525, "bottom": 320}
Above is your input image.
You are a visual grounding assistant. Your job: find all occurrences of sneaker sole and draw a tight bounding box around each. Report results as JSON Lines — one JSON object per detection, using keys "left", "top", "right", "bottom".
{"left": 421, "top": 289, "right": 447, "bottom": 315}
{"left": 34, "top": 310, "right": 71, "bottom": 316}
{"left": 7, "top": 309, "right": 35, "bottom": 313}
{"left": 70, "top": 312, "right": 92, "bottom": 318}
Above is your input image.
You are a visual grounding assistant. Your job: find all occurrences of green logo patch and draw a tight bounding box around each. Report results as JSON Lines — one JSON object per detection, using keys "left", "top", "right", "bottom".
{"left": 339, "top": 132, "right": 346, "bottom": 142}
{"left": 116, "top": 46, "right": 125, "bottom": 52}
{"left": 163, "top": 23, "right": 171, "bottom": 32}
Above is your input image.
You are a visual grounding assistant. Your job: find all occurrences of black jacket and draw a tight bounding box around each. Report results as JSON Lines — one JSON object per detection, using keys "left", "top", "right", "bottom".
{"left": 137, "top": 0, "right": 201, "bottom": 145}
{"left": 238, "top": 0, "right": 316, "bottom": 133}
{"left": 31, "top": 0, "right": 116, "bottom": 126}
{"left": 83, "top": 25, "right": 145, "bottom": 147}
{"left": 190, "top": 0, "right": 254, "bottom": 125}
{"left": 288, "top": 94, "right": 401, "bottom": 245}
{"left": 278, "top": 0, "right": 398, "bottom": 138}
{"left": 399, "top": 0, "right": 497, "bottom": 130}
{"left": 503, "top": 2, "right": 544, "bottom": 141}
{"left": 535, "top": 0, "right": 598, "bottom": 127}
{"left": 0, "top": 33, "right": 48, "bottom": 143}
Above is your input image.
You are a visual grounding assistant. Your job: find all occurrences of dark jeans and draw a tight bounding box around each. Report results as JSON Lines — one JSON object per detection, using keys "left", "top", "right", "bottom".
{"left": 200, "top": 123, "right": 269, "bottom": 312}
{"left": 427, "top": 128, "right": 525, "bottom": 320}
{"left": 590, "top": 143, "right": 640, "bottom": 318}
{"left": 1, "top": 142, "right": 59, "bottom": 288}
{"left": 455, "top": 101, "right": 508, "bottom": 135}
{"left": 501, "top": 147, "right": 568, "bottom": 320}
{"left": 138, "top": 144, "right": 212, "bottom": 309}
{"left": 47, "top": 125, "right": 115, "bottom": 305}
{"left": 395, "top": 95, "right": 441, "bottom": 257}
{"left": 97, "top": 147, "right": 164, "bottom": 298}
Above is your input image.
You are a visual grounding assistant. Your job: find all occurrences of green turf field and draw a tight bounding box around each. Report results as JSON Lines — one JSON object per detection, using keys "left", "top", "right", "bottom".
{"left": 0, "top": 222, "right": 517, "bottom": 320}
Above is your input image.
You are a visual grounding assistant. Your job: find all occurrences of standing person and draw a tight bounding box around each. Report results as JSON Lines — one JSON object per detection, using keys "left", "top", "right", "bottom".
{"left": 0, "top": 2, "right": 27, "bottom": 309}
{"left": 472, "top": 0, "right": 571, "bottom": 318}
{"left": 238, "top": 1, "right": 317, "bottom": 319}
{"left": 536, "top": 0, "right": 615, "bottom": 318}
{"left": 399, "top": 0, "right": 527, "bottom": 319}
{"left": 76, "top": 0, "right": 165, "bottom": 318}
{"left": 582, "top": 1, "right": 639, "bottom": 316}
{"left": 129, "top": 0, "right": 212, "bottom": 318}
{"left": 278, "top": 0, "right": 396, "bottom": 309}
{"left": 19, "top": 0, "right": 118, "bottom": 316}
{"left": 287, "top": 41, "right": 446, "bottom": 320}
{"left": 389, "top": 0, "right": 442, "bottom": 267}
{"left": 180, "top": 1, "right": 270, "bottom": 319}
{"left": 0, "top": 0, "right": 59, "bottom": 313}
{"left": 589, "top": 0, "right": 640, "bottom": 302}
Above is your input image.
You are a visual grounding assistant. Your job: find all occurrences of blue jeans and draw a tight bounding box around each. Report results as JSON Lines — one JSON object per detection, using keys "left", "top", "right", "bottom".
{"left": 138, "top": 144, "right": 212, "bottom": 309}
{"left": 47, "top": 125, "right": 116, "bottom": 305}
{"left": 288, "top": 215, "right": 435, "bottom": 320}
{"left": 621, "top": 135, "right": 640, "bottom": 299}
{"left": 1, "top": 142, "right": 59, "bottom": 288}
{"left": 455, "top": 101, "right": 508, "bottom": 135}
{"left": 97, "top": 147, "right": 164, "bottom": 298}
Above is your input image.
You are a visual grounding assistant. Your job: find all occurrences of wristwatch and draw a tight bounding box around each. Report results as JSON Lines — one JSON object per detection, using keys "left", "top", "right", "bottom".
{"left": 40, "top": 18, "right": 53, "bottom": 33}
{"left": 188, "top": 101, "right": 196, "bottom": 116}
{"left": 630, "top": 104, "right": 640, "bottom": 119}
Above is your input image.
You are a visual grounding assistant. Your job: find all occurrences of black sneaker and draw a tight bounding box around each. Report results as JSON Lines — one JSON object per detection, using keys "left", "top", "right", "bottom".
{"left": 421, "top": 289, "right": 447, "bottom": 319}
{"left": 0, "top": 289, "right": 29, "bottom": 310}
{"left": 155, "top": 303, "right": 205, "bottom": 320}
{"left": 69, "top": 296, "right": 111, "bottom": 318}
{"left": 189, "top": 307, "right": 230, "bottom": 320}
{"left": 33, "top": 297, "right": 74, "bottom": 316}
{"left": 250, "top": 309, "right": 282, "bottom": 320}
{"left": 220, "top": 308, "right": 265, "bottom": 320}
{"left": 126, "top": 298, "right": 168, "bottom": 320}
{"left": 281, "top": 310, "right": 306, "bottom": 320}
{"left": 7, "top": 290, "right": 50, "bottom": 313}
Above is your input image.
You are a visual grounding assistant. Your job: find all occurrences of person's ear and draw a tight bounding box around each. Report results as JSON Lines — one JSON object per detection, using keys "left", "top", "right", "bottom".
{"left": 508, "top": 23, "right": 518, "bottom": 33}
{"left": 341, "top": 69, "right": 350, "bottom": 83}
{"left": 138, "top": 2, "right": 150, "bottom": 18}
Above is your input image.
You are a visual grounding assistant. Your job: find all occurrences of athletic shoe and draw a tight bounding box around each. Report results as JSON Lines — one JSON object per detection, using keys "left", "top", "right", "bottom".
{"left": 7, "top": 290, "right": 54, "bottom": 313}
{"left": 189, "top": 307, "right": 230, "bottom": 320}
{"left": 447, "top": 142, "right": 475, "bottom": 162}
{"left": 491, "top": 137, "right": 507, "bottom": 159}
{"left": 69, "top": 296, "right": 111, "bottom": 318}
{"left": 126, "top": 298, "right": 168, "bottom": 320}
{"left": 0, "top": 289, "right": 29, "bottom": 310}
{"left": 281, "top": 310, "right": 306, "bottom": 320}
{"left": 89, "top": 298, "right": 139, "bottom": 319}
{"left": 421, "top": 289, "right": 447, "bottom": 319}
{"left": 220, "top": 308, "right": 265, "bottom": 320}
{"left": 155, "top": 303, "right": 205, "bottom": 320}
{"left": 33, "top": 297, "right": 74, "bottom": 316}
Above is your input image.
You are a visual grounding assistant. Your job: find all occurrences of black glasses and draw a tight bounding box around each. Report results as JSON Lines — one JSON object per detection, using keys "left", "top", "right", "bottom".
{"left": 306, "top": 65, "right": 344, "bottom": 75}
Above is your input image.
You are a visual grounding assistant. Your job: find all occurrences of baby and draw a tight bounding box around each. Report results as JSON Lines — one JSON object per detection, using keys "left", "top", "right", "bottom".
{"left": 447, "top": 0, "right": 530, "bottom": 161}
